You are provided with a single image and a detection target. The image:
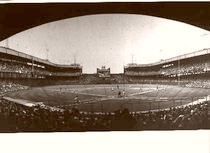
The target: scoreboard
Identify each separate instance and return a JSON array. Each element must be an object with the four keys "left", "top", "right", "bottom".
[{"left": 97, "top": 66, "right": 110, "bottom": 78}]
